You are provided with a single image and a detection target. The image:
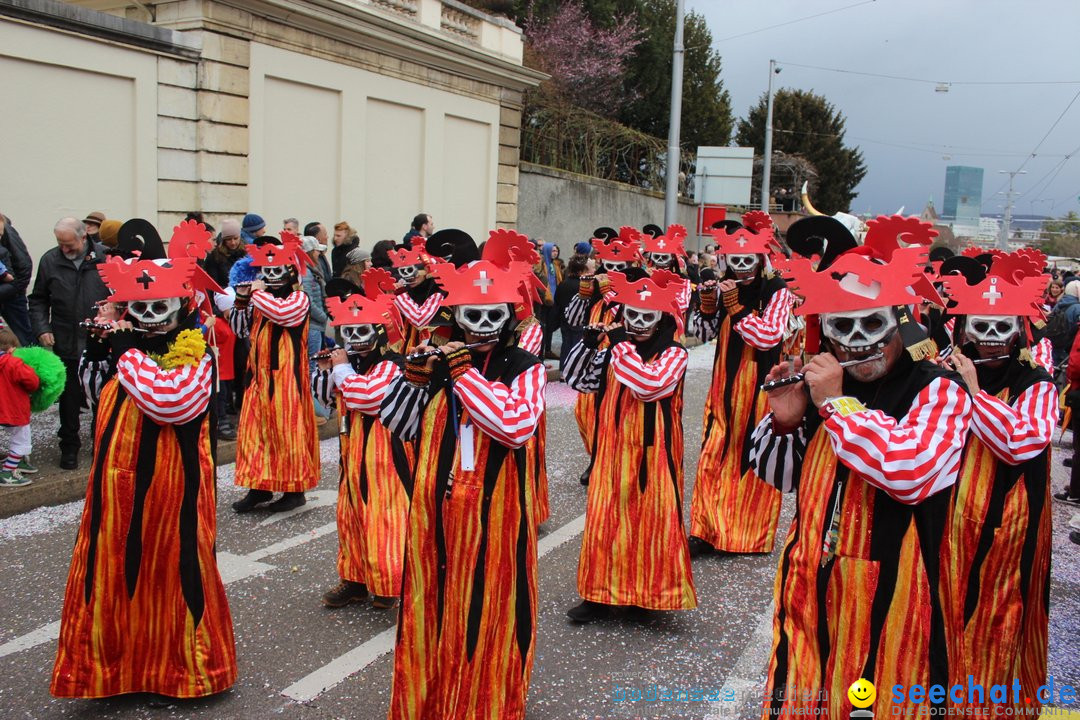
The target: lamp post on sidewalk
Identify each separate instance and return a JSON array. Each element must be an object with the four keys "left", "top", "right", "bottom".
[
  {"left": 663, "top": 0, "right": 685, "bottom": 227},
  {"left": 761, "top": 59, "right": 781, "bottom": 213}
]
